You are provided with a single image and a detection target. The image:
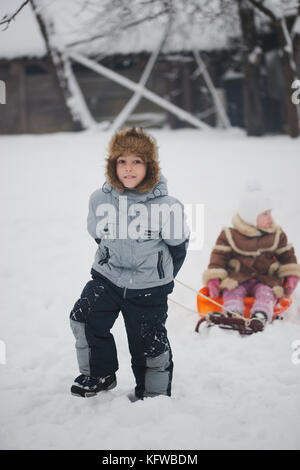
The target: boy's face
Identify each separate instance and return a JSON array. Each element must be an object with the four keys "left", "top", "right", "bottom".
[
  {"left": 257, "top": 210, "right": 272, "bottom": 229},
  {"left": 116, "top": 153, "right": 146, "bottom": 190}
]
